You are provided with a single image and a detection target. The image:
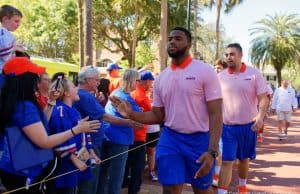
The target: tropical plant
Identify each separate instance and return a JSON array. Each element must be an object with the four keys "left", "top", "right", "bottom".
[
  {"left": 200, "top": 0, "right": 243, "bottom": 60},
  {"left": 77, "top": 0, "right": 84, "bottom": 67},
  {"left": 92, "top": 0, "right": 161, "bottom": 68},
  {"left": 196, "top": 23, "right": 231, "bottom": 64},
  {"left": 249, "top": 13, "right": 300, "bottom": 86},
  {"left": 84, "top": 0, "right": 93, "bottom": 66},
  {"left": 1, "top": 0, "right": 79, "bottom": 63},
  {"left": 159, "top": 0, "right": 168, "bottom": 71}
]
